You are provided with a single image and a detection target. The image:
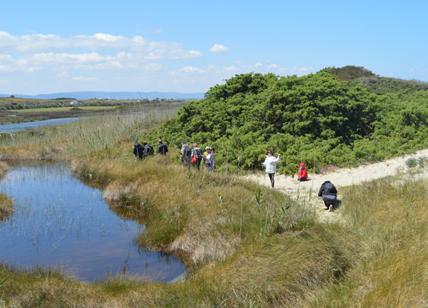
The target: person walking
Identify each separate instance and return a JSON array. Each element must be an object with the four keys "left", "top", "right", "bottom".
[
  {"left": 180, "top": 142, "right": 192, "bottom": 168},
  {"left": 143, "top": 142, "right": 154, "bottom": 157},
  {"left": 204, "top": 146, "right": 215, "bottom": 172},
  {"left": 262, "top": 151, "right": 280, "bottom": 188},
  {"left": 191, "top": 143, "right": 203, "bottom": 170},
  {"left": 133, "top": 141, "right": 144, "bottom": 160},
  {"left": 318, "top": 180, "right": 338, "bottom": 211},
  {"left": 157, "top": 139, "right": 168, "bottom": 156}
]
